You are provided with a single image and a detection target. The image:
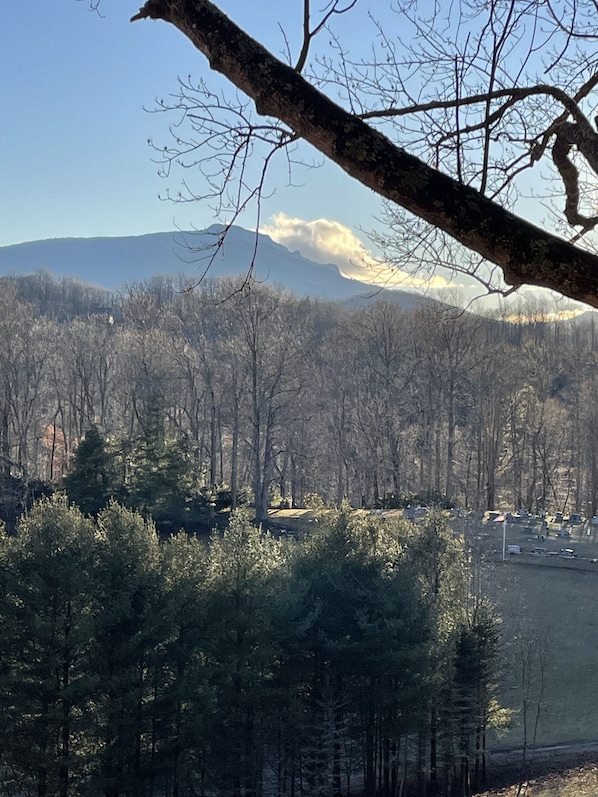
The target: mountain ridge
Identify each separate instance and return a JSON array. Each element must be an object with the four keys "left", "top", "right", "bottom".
[{"left": 0, "top": 225, "right": 426, "bottom": 308}]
